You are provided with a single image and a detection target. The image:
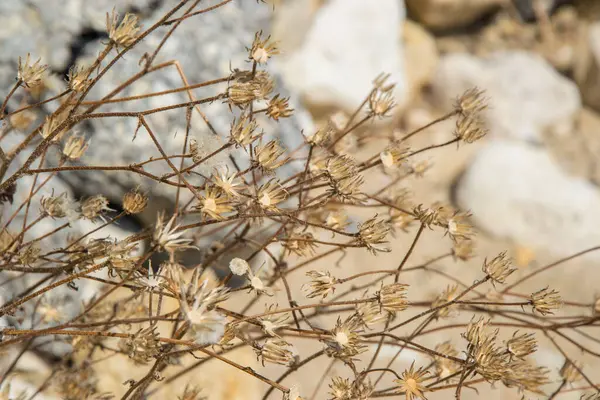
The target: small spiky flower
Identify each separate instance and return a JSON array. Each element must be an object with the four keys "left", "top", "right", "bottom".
[
  {"left": 248, "top": 264, "right": 275, "bottom": 296},
  {"left": 249, "top": 31, "right": 279, "bottom": 64},
  {"left": 258, "top": 305, "right": 290, "bottom": 337},
  {"left": 17, "top": 54, "right": 48, "bottom": 88},
  {"left": 324, "top": 209, "right": 350, "bottom": 232},
  {"left": 229, "top": 258, "right": 250, "bottom": 276},
  {"left": 257, "top": 179, "right": 287, "bottom": 210},
  {"left": 357, "top": 216, "right": 390, "bottom": 254},
  {"left": 560, "top": 360, "right": 583, "bottom": 383},
  {"left": 454, "top": 113, "right": 488, "bottom": 143},
  {"left": 303, "top": 270, "right": 337, "bottom": 299},
  {"left": 197, "top": 186, "right": 233, "bottom": 220},
  {"left": 81, "top": 195, "right": 112, "bottom": 221},
  {"left": 307, "top": 123, "right": 334, "bottom": 147},
  {"left": 355, "top": 300, "right": 388, "bottom": 328},
  {"left": 413, "top": 204, "right": 444, "bottom": 228},
  {"left": 446, "top": 211, "right": 475, "bottom": 241},
  {"left": 213, "top": 167, "right": 242, "bottom": 198},
  {"left": 119, "top": 327, "right": 161, "bottom": 365},
  {"left": 329, "top": 376, "right": 352, "bottom": 400},
  {"left": 377, "top": 283, "right": 409, "bottom": 314},
  {"left": 325, "top": 317, "right": 366, "bottom": 360},
  {"left": 40, "top": 192, "right": 71, "bottom": 219},
  {"left": 433, "top": 342, "right": 461, "bottom": 378},
  {"left": 531, "top": 287, "right": 562, "bottom": 315},
  {"left": 473, "top": 333, "right": 508, "bottom": 381},
  {"left": 463, "top": 316, "right": 491, "bottom": 347},
  {"left": 505, "top": 331, "right": 537, "bottom": 359},
  {"left": 452, "top": 239, "right": 475, "bottom": 261},
  {"left": 482, "top": 251, "right": 515, "bottom": 285},
  {"left": 283, "top": 232, "right": 318, "bottom": 257},
  {"left": 432, "top": 285, "right": 459, "bottom": 319},
  {"left": 394, "top": 362, "right": 429, "bottom": 400},
  {"left": 454, "top": 87, "right": 487, "bottom": 117},
  {"left": 368, "top": 89, "right": 396, "bottom": 118},
  {"left": 267, "top": 95, "right": 293, "bottom": 120},
  {"left": 255, "top": 140, "right": 288, "bottom": 171},
  {"left": 228, "top": 70, "right": 274, "bottom": 106},
  {"left": 136, "top": 262, "right": 164, "bottom": 291},
  {"left": 502, "top": 359, "right": 549, "bottom": 394},
  {"left": 380, "top": 143, "right": 410, "bottom": 168},
  {"left": 153, "top": 213, "right": 197, "bottom": 253},
  {"left": 40, "top": 111, "right": 70, "bottom": 143},
  {"left": 256, "top": 339, "right": 296, "bottom": 366},
  {"left": 180, "top": 278, "right": 229, "bottom": 345},
  {"left": 230, "top": 116, "right": 260, "bottom": 147},
  {"left": 106, "top": 9, "right": 141, "bottom": 48},
  {"left": 62, "top": 134, "right": 89, "bottom": 160},
  {"left": 122, "top": 187, "right": 148, "bottom": 214},
  {"left": 66, "top": 65, "right": 91, "bottom": 92}
]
